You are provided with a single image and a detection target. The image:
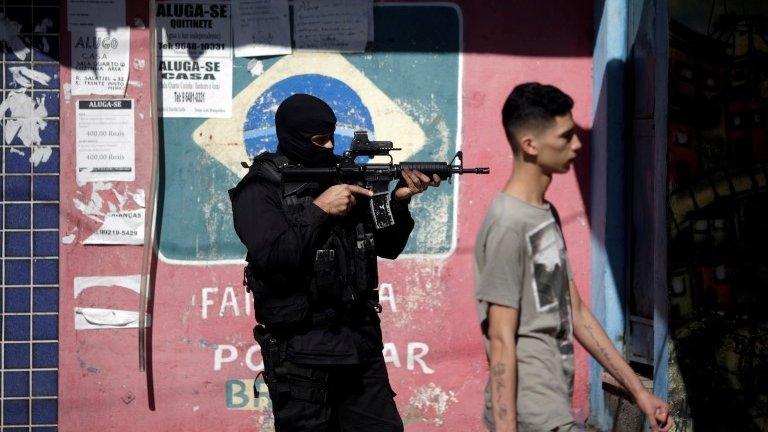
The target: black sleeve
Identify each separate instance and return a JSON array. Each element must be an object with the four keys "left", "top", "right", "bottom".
[
  {"left": 231, "top": 180, "right": 329, "bottom": 273},
  {"left": 373, "top": 194, "right": 415, "bottom": 259}
]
